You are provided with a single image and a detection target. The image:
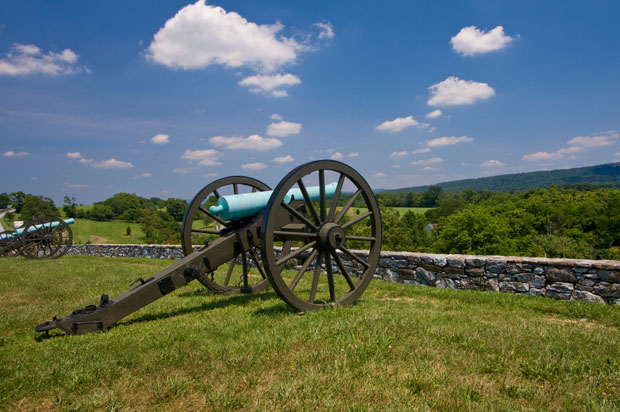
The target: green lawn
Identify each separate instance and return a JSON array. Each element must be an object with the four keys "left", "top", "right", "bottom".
[
  {"left": 1, "top": 255, "right": 619, "bottom": 411},
  {"left": 70, "top": 219, "right": 145, "bottom": 244},
  {"left": 348, "top": 206, "right": 432, "bottom": 216}
]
